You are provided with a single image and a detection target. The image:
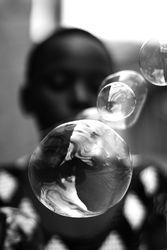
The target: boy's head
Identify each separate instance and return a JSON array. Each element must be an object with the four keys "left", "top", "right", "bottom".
[{"left": 20, "top": 28, "right": 113, "bottom": 134}]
